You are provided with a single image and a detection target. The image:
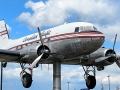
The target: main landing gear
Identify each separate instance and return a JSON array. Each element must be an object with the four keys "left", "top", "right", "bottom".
[
  {"left": 82, "top": 66, "right": 96, "bottom": 89},
  {"left": 19, "top": 61, "right": 62, "bottom": 90},
  {"left": 20, "top": 63, "right": 32, "bottom": 88}
]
